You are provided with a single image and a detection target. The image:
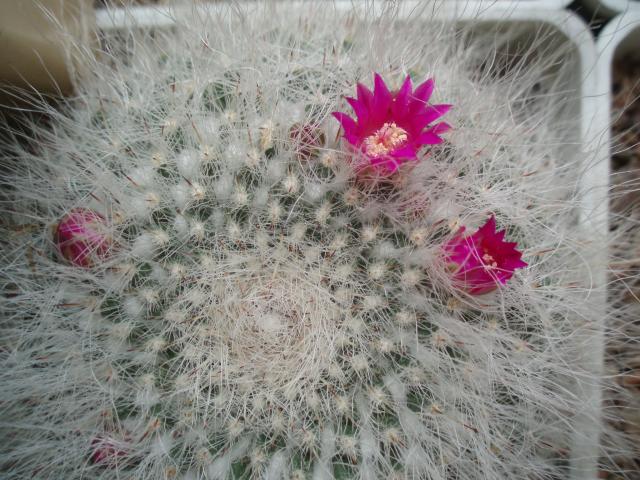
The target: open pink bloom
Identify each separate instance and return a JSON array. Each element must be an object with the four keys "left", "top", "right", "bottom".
[
  {"left": 444, "top": 216, "right": 527, "bottom": 295},
  {"left": 54, "top": 209, "right": 111, "bottom": 267},
  {"left": 332, "top": 73, "right": 451, "bottom": 175}
]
